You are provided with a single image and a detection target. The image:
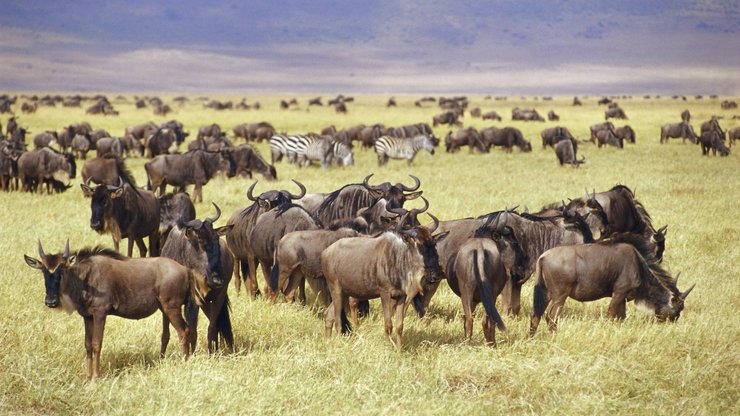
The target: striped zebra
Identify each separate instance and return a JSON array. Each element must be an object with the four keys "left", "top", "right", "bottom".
[
  {"left": 269, "top": 134, "right": 292, "bottom": 164},
  {"left": 289, "top": 134, "right": 334, "bottom": 168},
  {"left": 332, "top": 140, "right": 354, "bottom": 166},
  {"left": 374, "top": 134, "right": 435, "bottom": 166}
]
